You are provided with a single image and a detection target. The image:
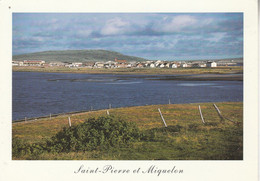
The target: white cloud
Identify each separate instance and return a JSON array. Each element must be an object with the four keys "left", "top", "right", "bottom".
[
  {"left": 77, "top": 29, "right": 93, "bottom": 38},
  {"left": 160, "top": 15, "right": 197, "bottom": 32},
  {"left": 206, "top": 32, "right": 226, "bottom": 42},
  {"left": 100, "top": 18, "right": 130, "bottom": 36}
]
